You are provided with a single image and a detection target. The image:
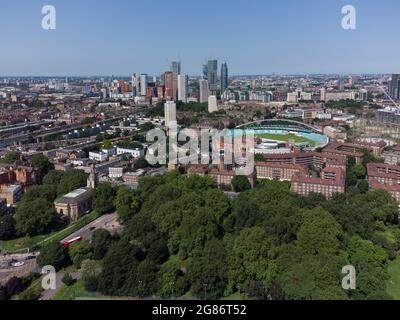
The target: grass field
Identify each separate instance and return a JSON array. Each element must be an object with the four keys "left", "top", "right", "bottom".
[
  {"left": 0, "top": 211, "right": 99, "bottom": 253},
  {"left": 53, "top": 280, "right": 103, "bottom": 300},
  {"left": 255, "top": 133, "right": 315, "bottom": 146},
  {"left": 386, "top": 257, "right": 400, "bottom": 300}
]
